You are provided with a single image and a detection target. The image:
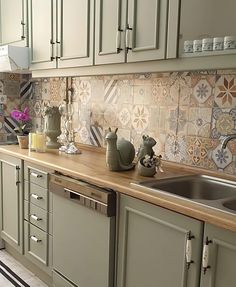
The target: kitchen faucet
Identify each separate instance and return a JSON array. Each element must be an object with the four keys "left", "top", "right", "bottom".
[{"left": 221, "top": 134, "right": 236, "bottom": 149}]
